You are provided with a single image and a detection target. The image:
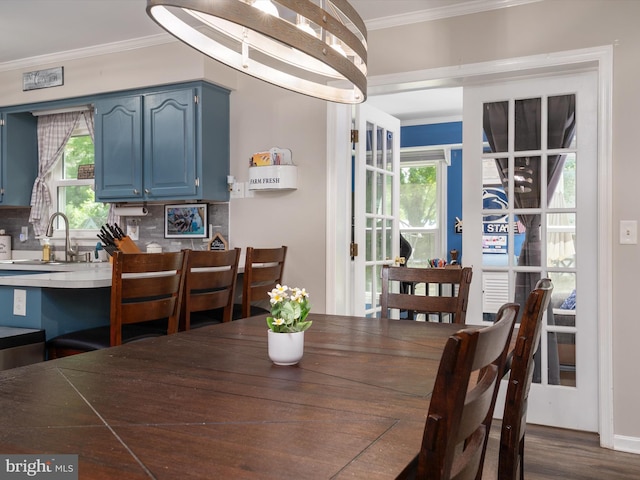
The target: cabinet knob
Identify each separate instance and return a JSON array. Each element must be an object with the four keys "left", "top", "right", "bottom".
[
  {"left": 133, "top": 189, "right": 139, "bottom": 195},
  {"left": 144, "top": 188, "right": 151, "bottom": 195}
]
